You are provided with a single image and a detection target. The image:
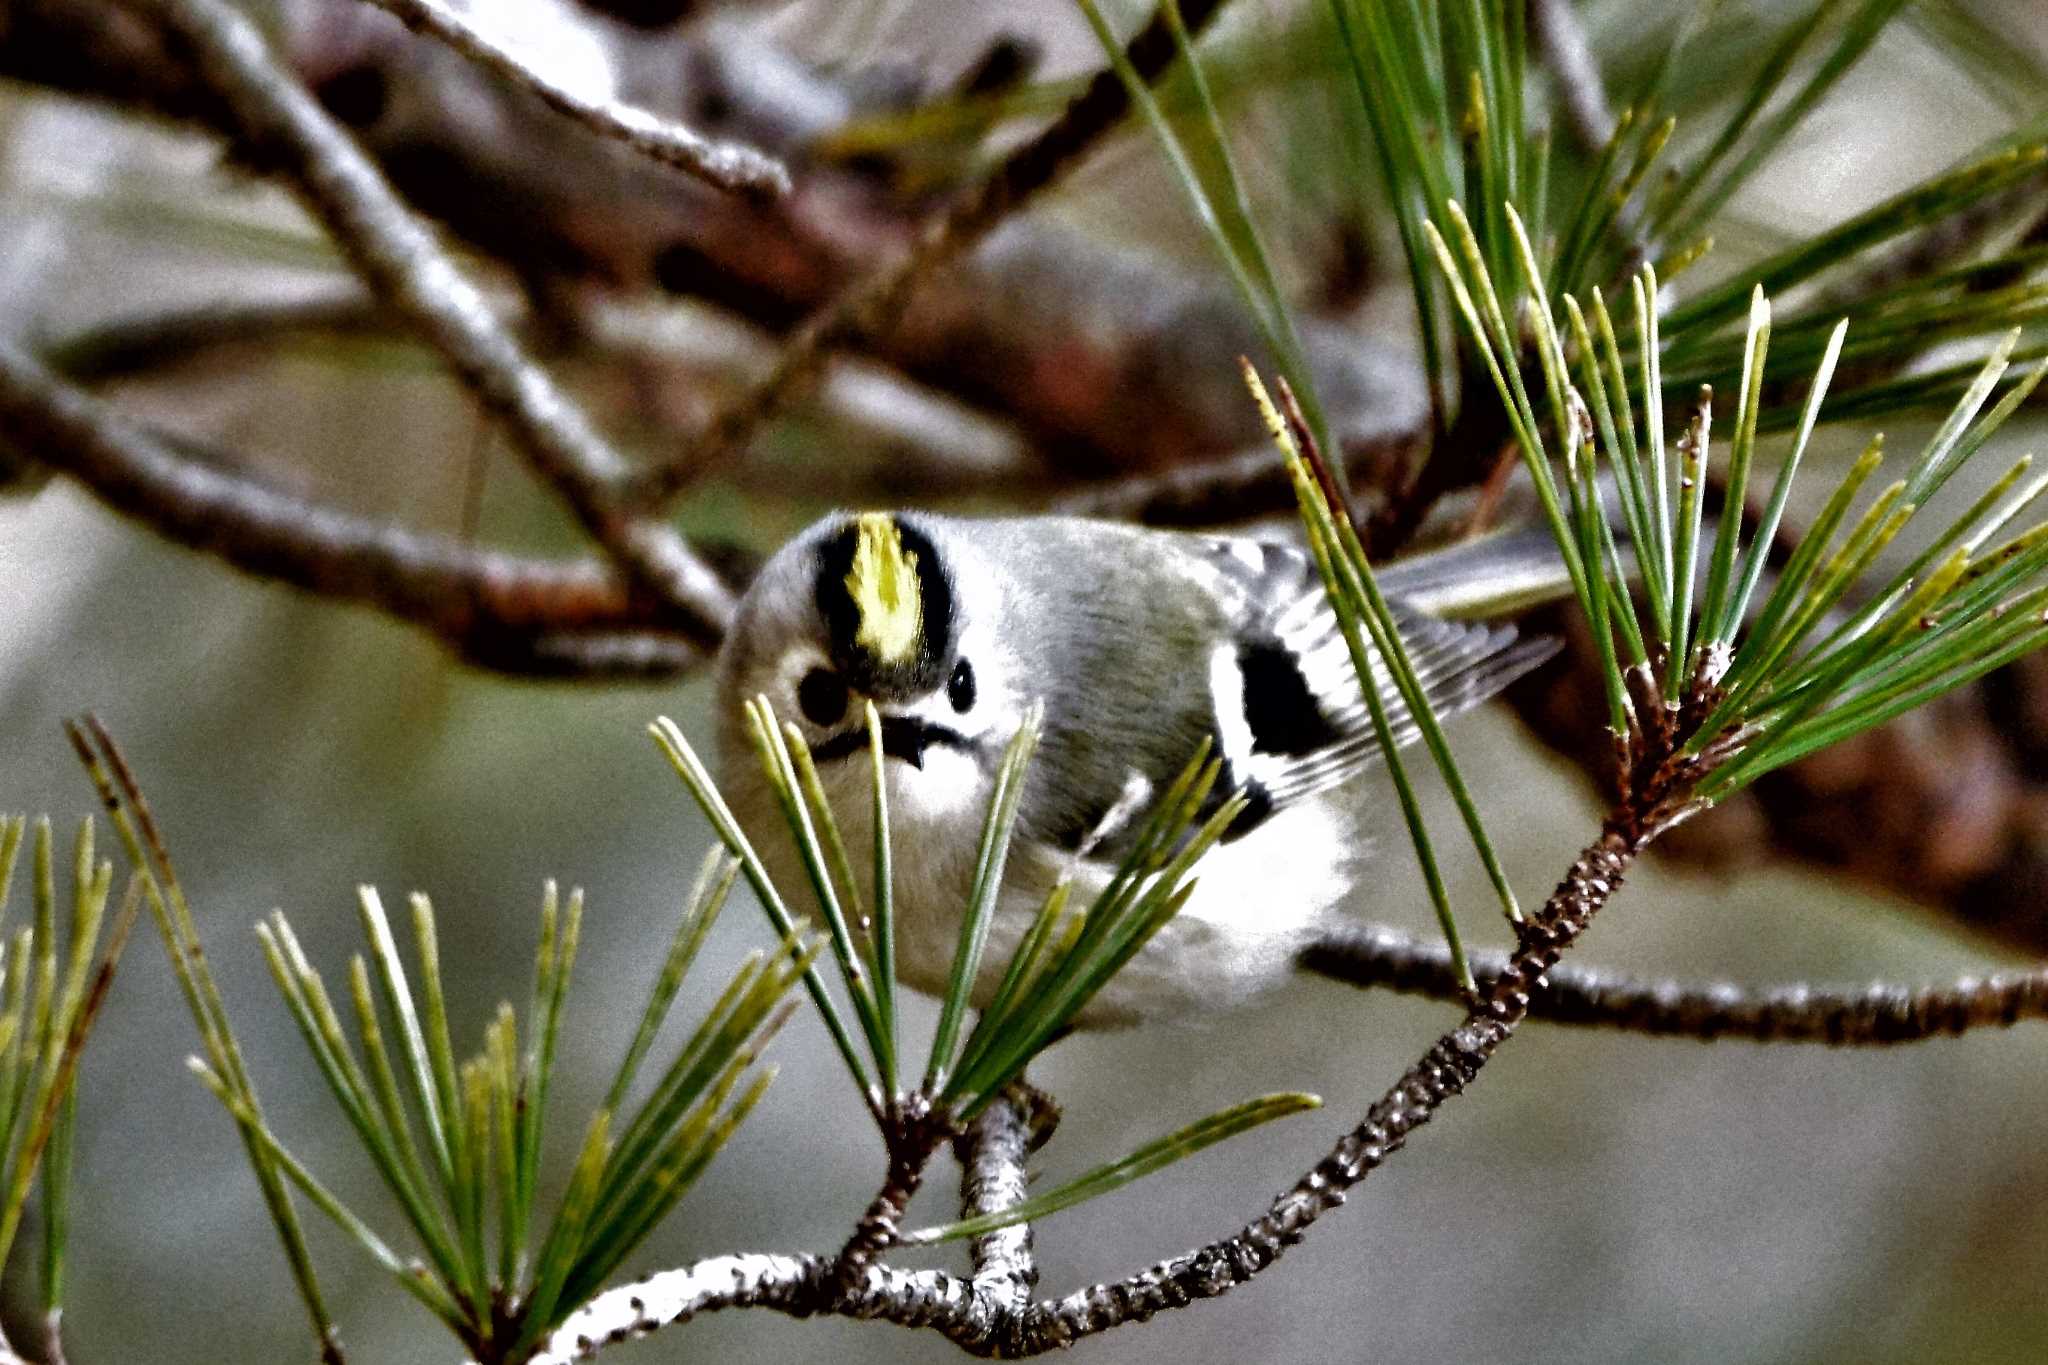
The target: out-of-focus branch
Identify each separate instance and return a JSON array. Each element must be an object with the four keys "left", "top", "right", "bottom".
[
  {"left": 0, "top": 3, "right": 1425, "bottom": 496},
  {"left": 353, "top": 0, "right": 790, "bottom": 200},
  {"left": 0, "top": 340, "right": 706, "bottom": 678},
  {"left": 1055, "top": 442, "right": 1305, "bottom": 524},
  {"left": 0, "top": 0, "right": 222, "bottom": 128},
  {"left": 628, "top": 0, "right": 1243, "bottom": 505},
  {"left": 47, "top": 293, "right": 1044, "bottom": 499},
  {"left": 1530, "top": 0, "right": 1615, "bottom": 150},
  {"left": 1303, "top": 922, "right": 2048, "bottom": 1044},
  {"left": 118, "top": 0, "right": 737, "bottom": 648}
]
